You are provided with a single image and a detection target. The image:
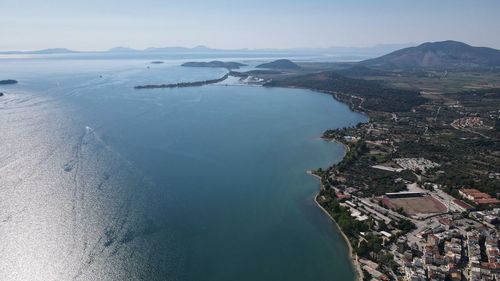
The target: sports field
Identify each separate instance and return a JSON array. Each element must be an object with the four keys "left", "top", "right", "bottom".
[{"left": 384, "top": 195, "right": 447, "bottom": 215}]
